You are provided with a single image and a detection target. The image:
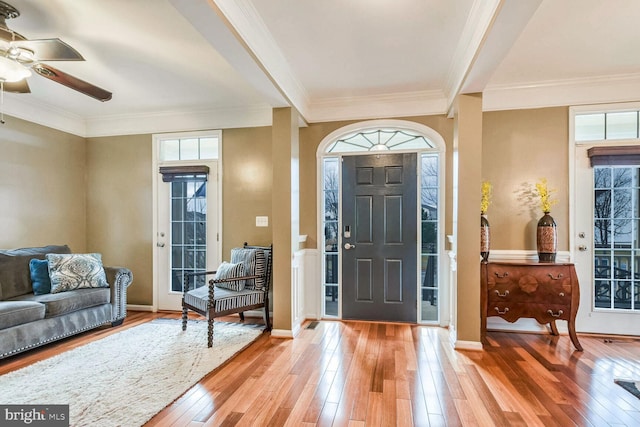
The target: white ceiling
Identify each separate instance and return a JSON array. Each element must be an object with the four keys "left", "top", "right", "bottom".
[{"left": 2, "top": 0, "right": 640, "bottom": 137}]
